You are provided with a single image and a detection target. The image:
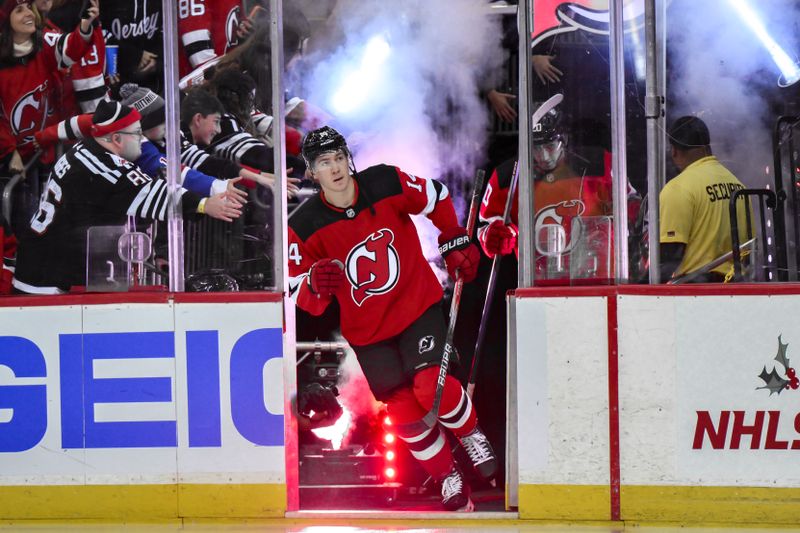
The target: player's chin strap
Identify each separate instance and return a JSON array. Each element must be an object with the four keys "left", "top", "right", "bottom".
[{"left": 396, "top": 168, "right": 486, "bottom": 435}]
